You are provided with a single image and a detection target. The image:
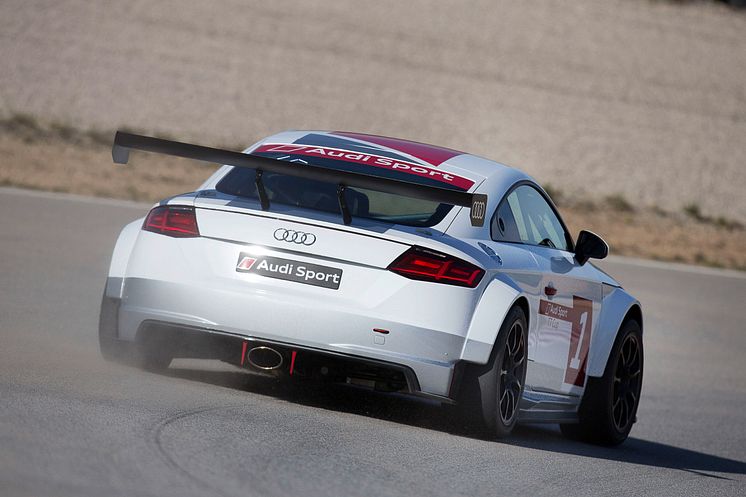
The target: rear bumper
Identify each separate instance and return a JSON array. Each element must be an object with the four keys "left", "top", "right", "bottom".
[
  {"left": 104, "top": 276, "right": 468, "bottom": 399},
  {"left": 135, "top": 320, "right": 441, "bottom": 400}
]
